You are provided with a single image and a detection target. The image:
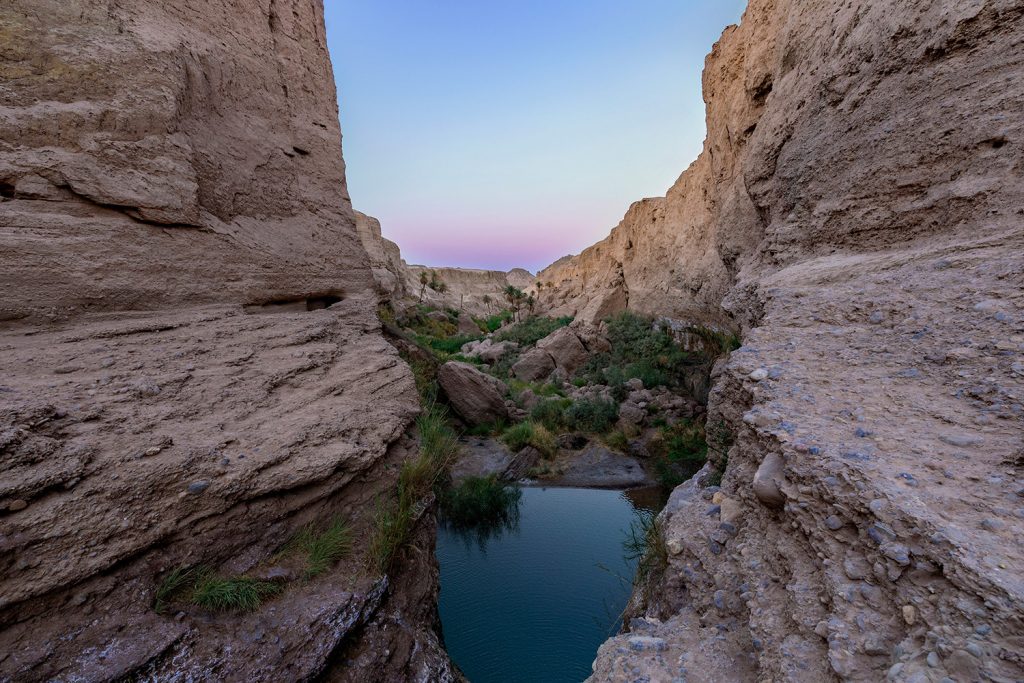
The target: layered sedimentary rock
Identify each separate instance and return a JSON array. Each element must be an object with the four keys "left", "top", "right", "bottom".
[
  {"left": 355, "top": 212, "right": 534, "bottom": 315},
  {"left": 0, "top": 1, "right": 453, "bottom": 680},
  {"left": 568, "top": 0, "right": 1024, "bottom": 681}
]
